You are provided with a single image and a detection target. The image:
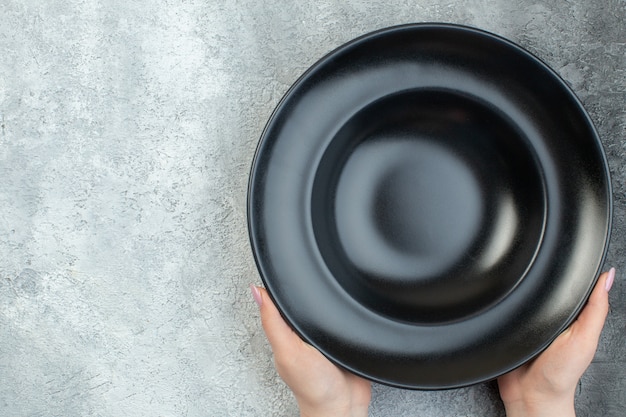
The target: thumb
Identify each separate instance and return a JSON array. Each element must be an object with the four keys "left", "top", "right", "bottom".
[
  {"left": 251, "top": 285, "right": 302, "bottom": 357},
  {"left": 569, "top": 268, "right": 613, "bottom": 348}
]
